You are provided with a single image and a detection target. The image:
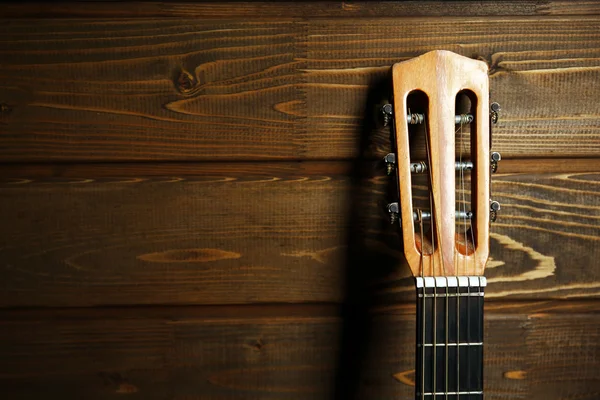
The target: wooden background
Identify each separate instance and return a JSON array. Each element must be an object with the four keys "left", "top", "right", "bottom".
[{"left": 1, "top": 1, "right": 599, "bottom": 399}]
